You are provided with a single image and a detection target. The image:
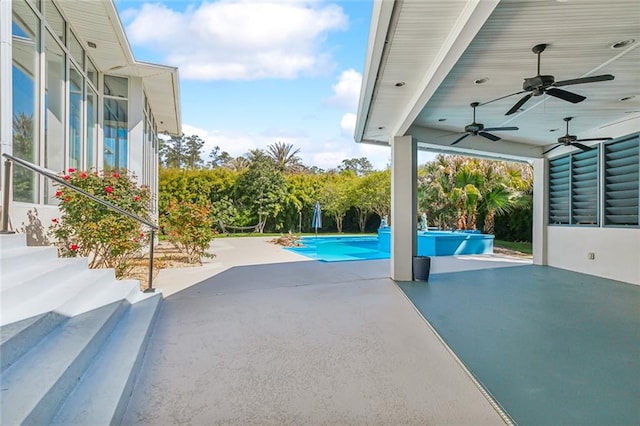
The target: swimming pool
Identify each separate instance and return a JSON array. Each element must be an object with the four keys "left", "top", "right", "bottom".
[
  {"left": 286, "top": 236, "right": 389, "bottom": 262},
  {"left": 287, "top": 230, "right": 494, "bottom": 262}
]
